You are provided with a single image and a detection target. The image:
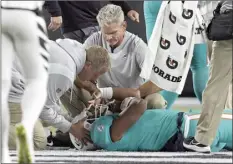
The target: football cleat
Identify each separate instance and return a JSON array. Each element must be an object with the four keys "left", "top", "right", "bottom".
[{"left": 16, "top": 124, "right": 33, "bottom": 164}]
